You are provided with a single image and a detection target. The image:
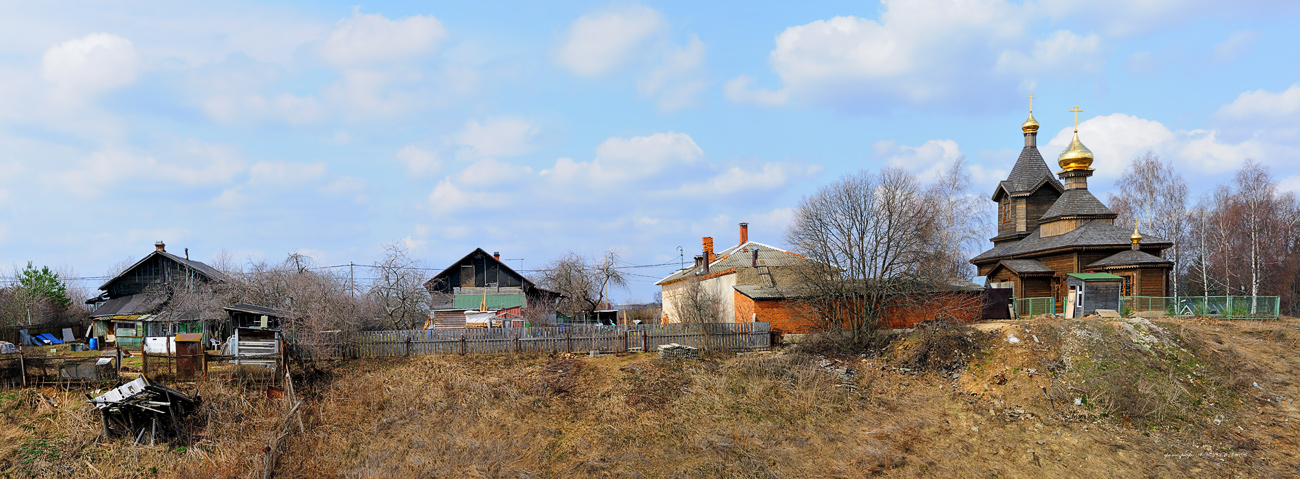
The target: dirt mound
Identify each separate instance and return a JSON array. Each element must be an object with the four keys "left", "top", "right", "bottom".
[
  {"left": 532, "top": 355, "right": 586, "bottom": 396},
  {"left": 619, "top": 359, "right": 690, "bottom": 407},
  {"left": 889, "top": 320, "right": 989, "bottom": 375}
]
